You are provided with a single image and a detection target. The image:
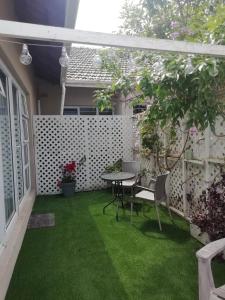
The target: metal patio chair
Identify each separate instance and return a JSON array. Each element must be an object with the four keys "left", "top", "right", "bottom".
[
  {"left": 111, "top": 160, "right": 140, "bottom": 197},
  {"left": 121, "top": 160, "right": 141, "bottom": 196},
  {"left": 196, "top": 238, "right": 225, "bottom": 300},
  {"left": 130, "top": 171, "right": 172, "bottom": 231}
]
